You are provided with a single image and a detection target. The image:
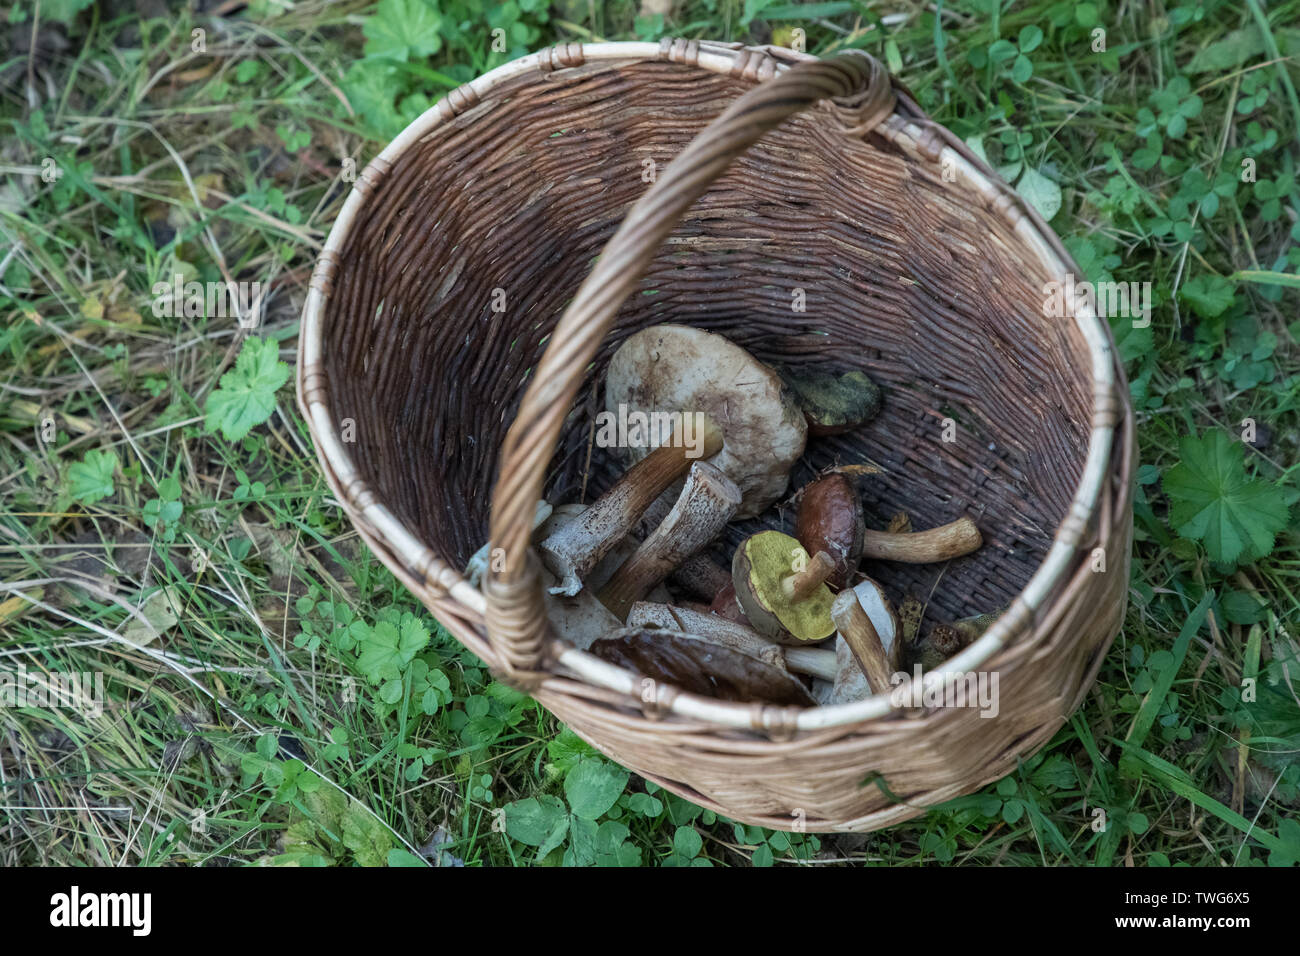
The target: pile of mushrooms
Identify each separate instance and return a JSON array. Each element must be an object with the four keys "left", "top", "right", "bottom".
[{"left": 469, "top": 324, "right": 999, "bottom": 707}]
